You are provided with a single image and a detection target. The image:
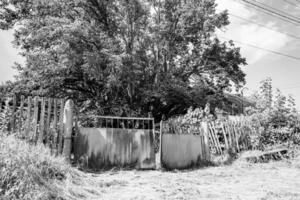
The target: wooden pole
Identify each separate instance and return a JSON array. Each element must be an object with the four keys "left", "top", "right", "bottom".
[
  {"left": 0, "top": 97, "right": 2, "bottom": 113},
  {"left": 45, "top": 98, "right": 52, "bottom": 146},
  {"left": 211, "top": 123, "right": 222, "bottom": 154},
  {"left": 11, "top": 95, "right": 17, "bottom": 132},
  {"left": 62, "top": 99, "right": 74, "bottom": 161},
  {"left": 201, "top": 122, "right": 211, "bottom": 161},
  {"left": 38, "top": 97, "right": 46, "bottom": 143},
  {"left": 221, "top": 123, "right": 229, "bottom": 151},
  {"left": 53, "top": 99, "right": 58, "bottom": 153},
  {"left": 32, "top": 97, "right": 39, "bottom": 142},
  {"left": 19, "top": 95, "right": 25, "bottom": 134},
  {"left": 157, "top": 120, "right": 163, "bottom": 169},
  {"left": 25, "top": 96, "right": 32, "bottom": 138},
  {"left": 233, "top": 124, "right": 240, "bottom": 152},
  {"left": 208, "top": 123, "right": 220, "bottom": 154},
  {"left": 58, "top": 99, "right": 65, "bottom": 154}
]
